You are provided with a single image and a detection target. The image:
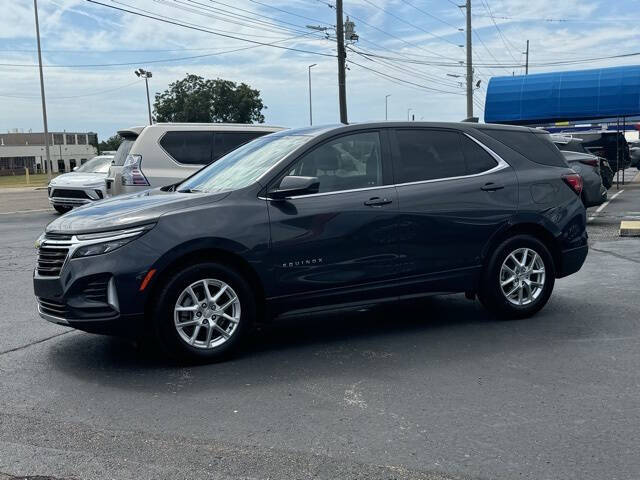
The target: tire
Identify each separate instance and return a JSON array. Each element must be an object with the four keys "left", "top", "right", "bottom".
[
  {"left": 54, "top": 205, "right": 72, "bottom": 214},
  {"left": 601, "top": 169, "right": 613, "bottom": 190},
  {"left": 152, "top": 262, "right": 255, "bottom": 362},
  {"left": 478, "top": 235, "right": 555, "bottom": 319}
]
